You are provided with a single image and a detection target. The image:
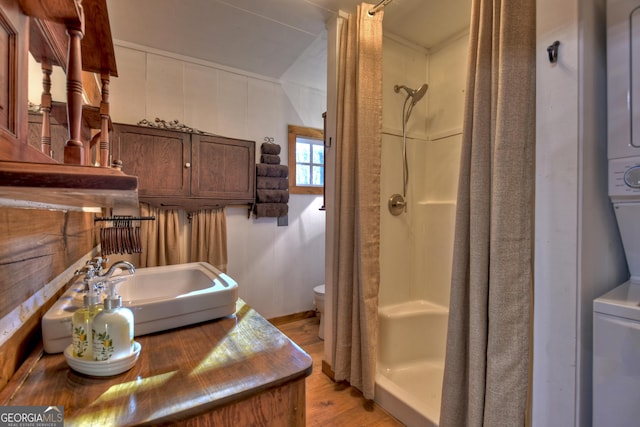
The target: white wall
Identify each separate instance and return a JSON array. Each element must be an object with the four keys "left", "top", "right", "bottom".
[
  {"left": 103, "top": 41, "right": 327, "bottom": 319},
  {"left": 534, "top": 0, "right": 628, "bottom": 425}
]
